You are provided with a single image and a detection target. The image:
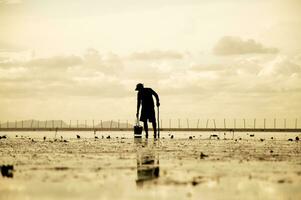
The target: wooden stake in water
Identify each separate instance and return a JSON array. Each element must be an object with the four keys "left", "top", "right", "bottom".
[
  {"left": 224, "top": 119, "right": 226, "bottom": 129},
  {"left": 206, "top": 119, "right": 209, "bottom": 129},
  {"left": 254, "top": 118, "right": 256, "bottom": 129},
  {"left": 197, "top": 119, "right": 200, "bottom": 129},
  {"left": 213, "top": 119, "right": 216, "bottom": 129},
  {"left": 45, "top": 120, "right": 47, "bottom": 128},
  {"left": 186, "top": 119, "right": 189, "bottom": 129},
  {"left": 295, "top": 118, "right": 298, "bottom": 129},
  {"left": 243, "top": 119, "right": 246, "bottom": 129},
  {"left": 274, "top": 118, "right": 276, "bottom": 129}
]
